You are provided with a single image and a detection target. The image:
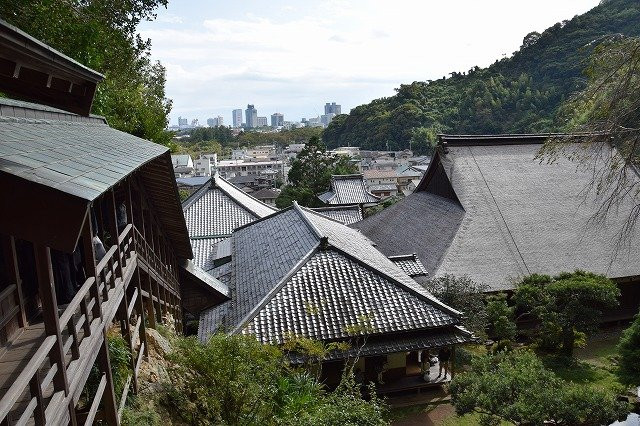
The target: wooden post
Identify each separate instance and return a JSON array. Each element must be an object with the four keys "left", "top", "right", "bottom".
[
  {"left": 142, "top": 272, "right": 156, "bottom": 329},
  {"left": 33, "top": 244, "right": 74, "bottom": 421},
  {"left": 97, "top": 333, "right": 119, "bottom": 426},
  {"left": 450, "top": 346, "right": 456, "bottom": 379},
  {"left": 135, "top": 269, "right": 149, "bottom": 358},
  {"left": 2, "top": 235, "right": 27, "bottom": 327},
  {"left": 107, "top": 190, "right": 124, "bottom": 280},
  {"left": 118, "top": 288, "right": 137, "bottom": 394}
]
